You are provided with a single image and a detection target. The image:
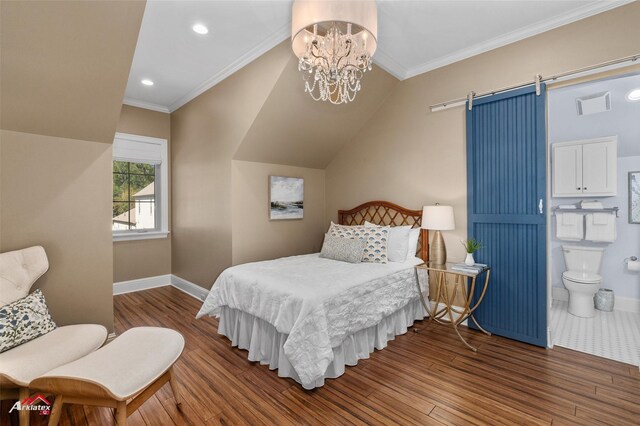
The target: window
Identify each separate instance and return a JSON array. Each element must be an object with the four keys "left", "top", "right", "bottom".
[{"left": 112, "top": 133, "right": 168, "bottom": 241}]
